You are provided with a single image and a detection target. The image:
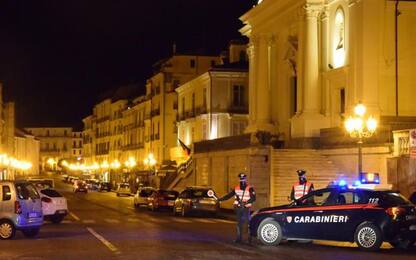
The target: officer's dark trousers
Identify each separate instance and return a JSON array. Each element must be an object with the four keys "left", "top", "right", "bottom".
[{"left": 235, "top": 207, "right": 251, "bottom": 242}]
